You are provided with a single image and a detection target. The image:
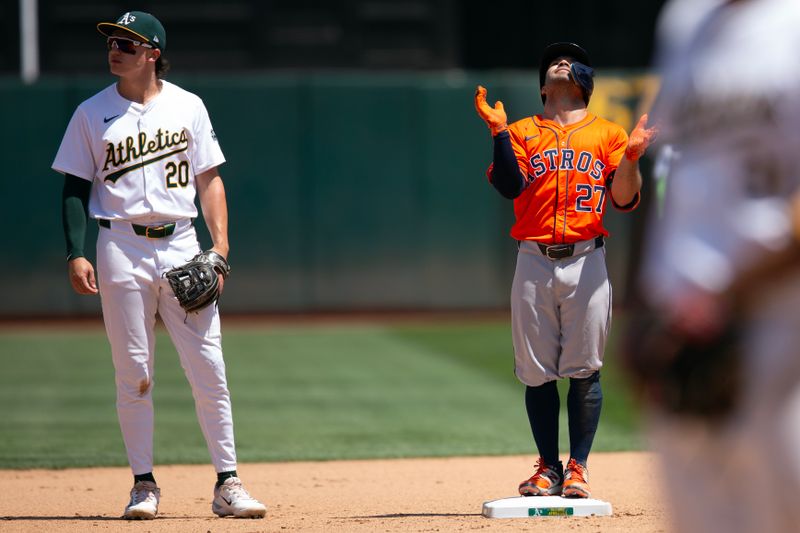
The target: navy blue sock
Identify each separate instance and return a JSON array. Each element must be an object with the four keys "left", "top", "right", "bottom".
[
  {"left": 524, "top": 381, "right": 560, "bottom": 467},
  {"left": 216, "top": 470, "right": 238, "bottom": 487},
  {"left": 134, "top": 472, "right": 156, "bottom": 484},
  {"left": 567, "top": 371, "right": 603, "bottom": 465}
]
